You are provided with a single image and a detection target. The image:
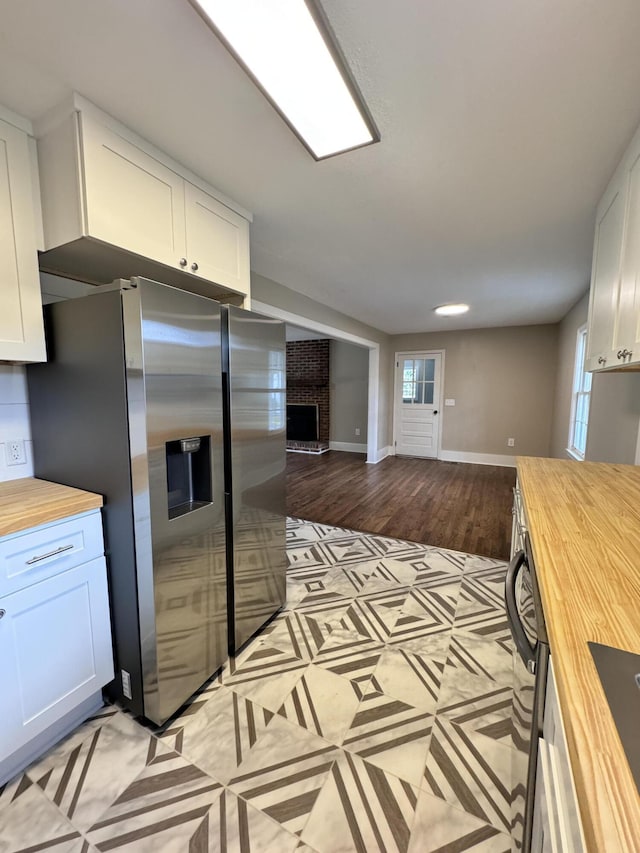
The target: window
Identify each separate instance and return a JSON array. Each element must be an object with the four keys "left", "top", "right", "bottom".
[
  {"left": 568, "top": 325, "right": 591, "bottom": 459},
  {"left": 401, "top": 357, "right": 435, "bottom": 405}
]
